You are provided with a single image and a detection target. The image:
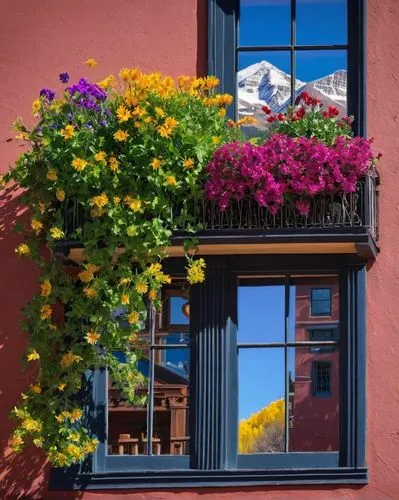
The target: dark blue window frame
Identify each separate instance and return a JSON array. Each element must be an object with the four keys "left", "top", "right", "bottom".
[
  {"left": 50, "top": 254, "right": 368, "bottom": 489},
  {"left": 308, "top": 323, "right": 339, "bottom": 353},
  {"left": 311, "top": 287, "right": 332, "bottom": 317}
]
